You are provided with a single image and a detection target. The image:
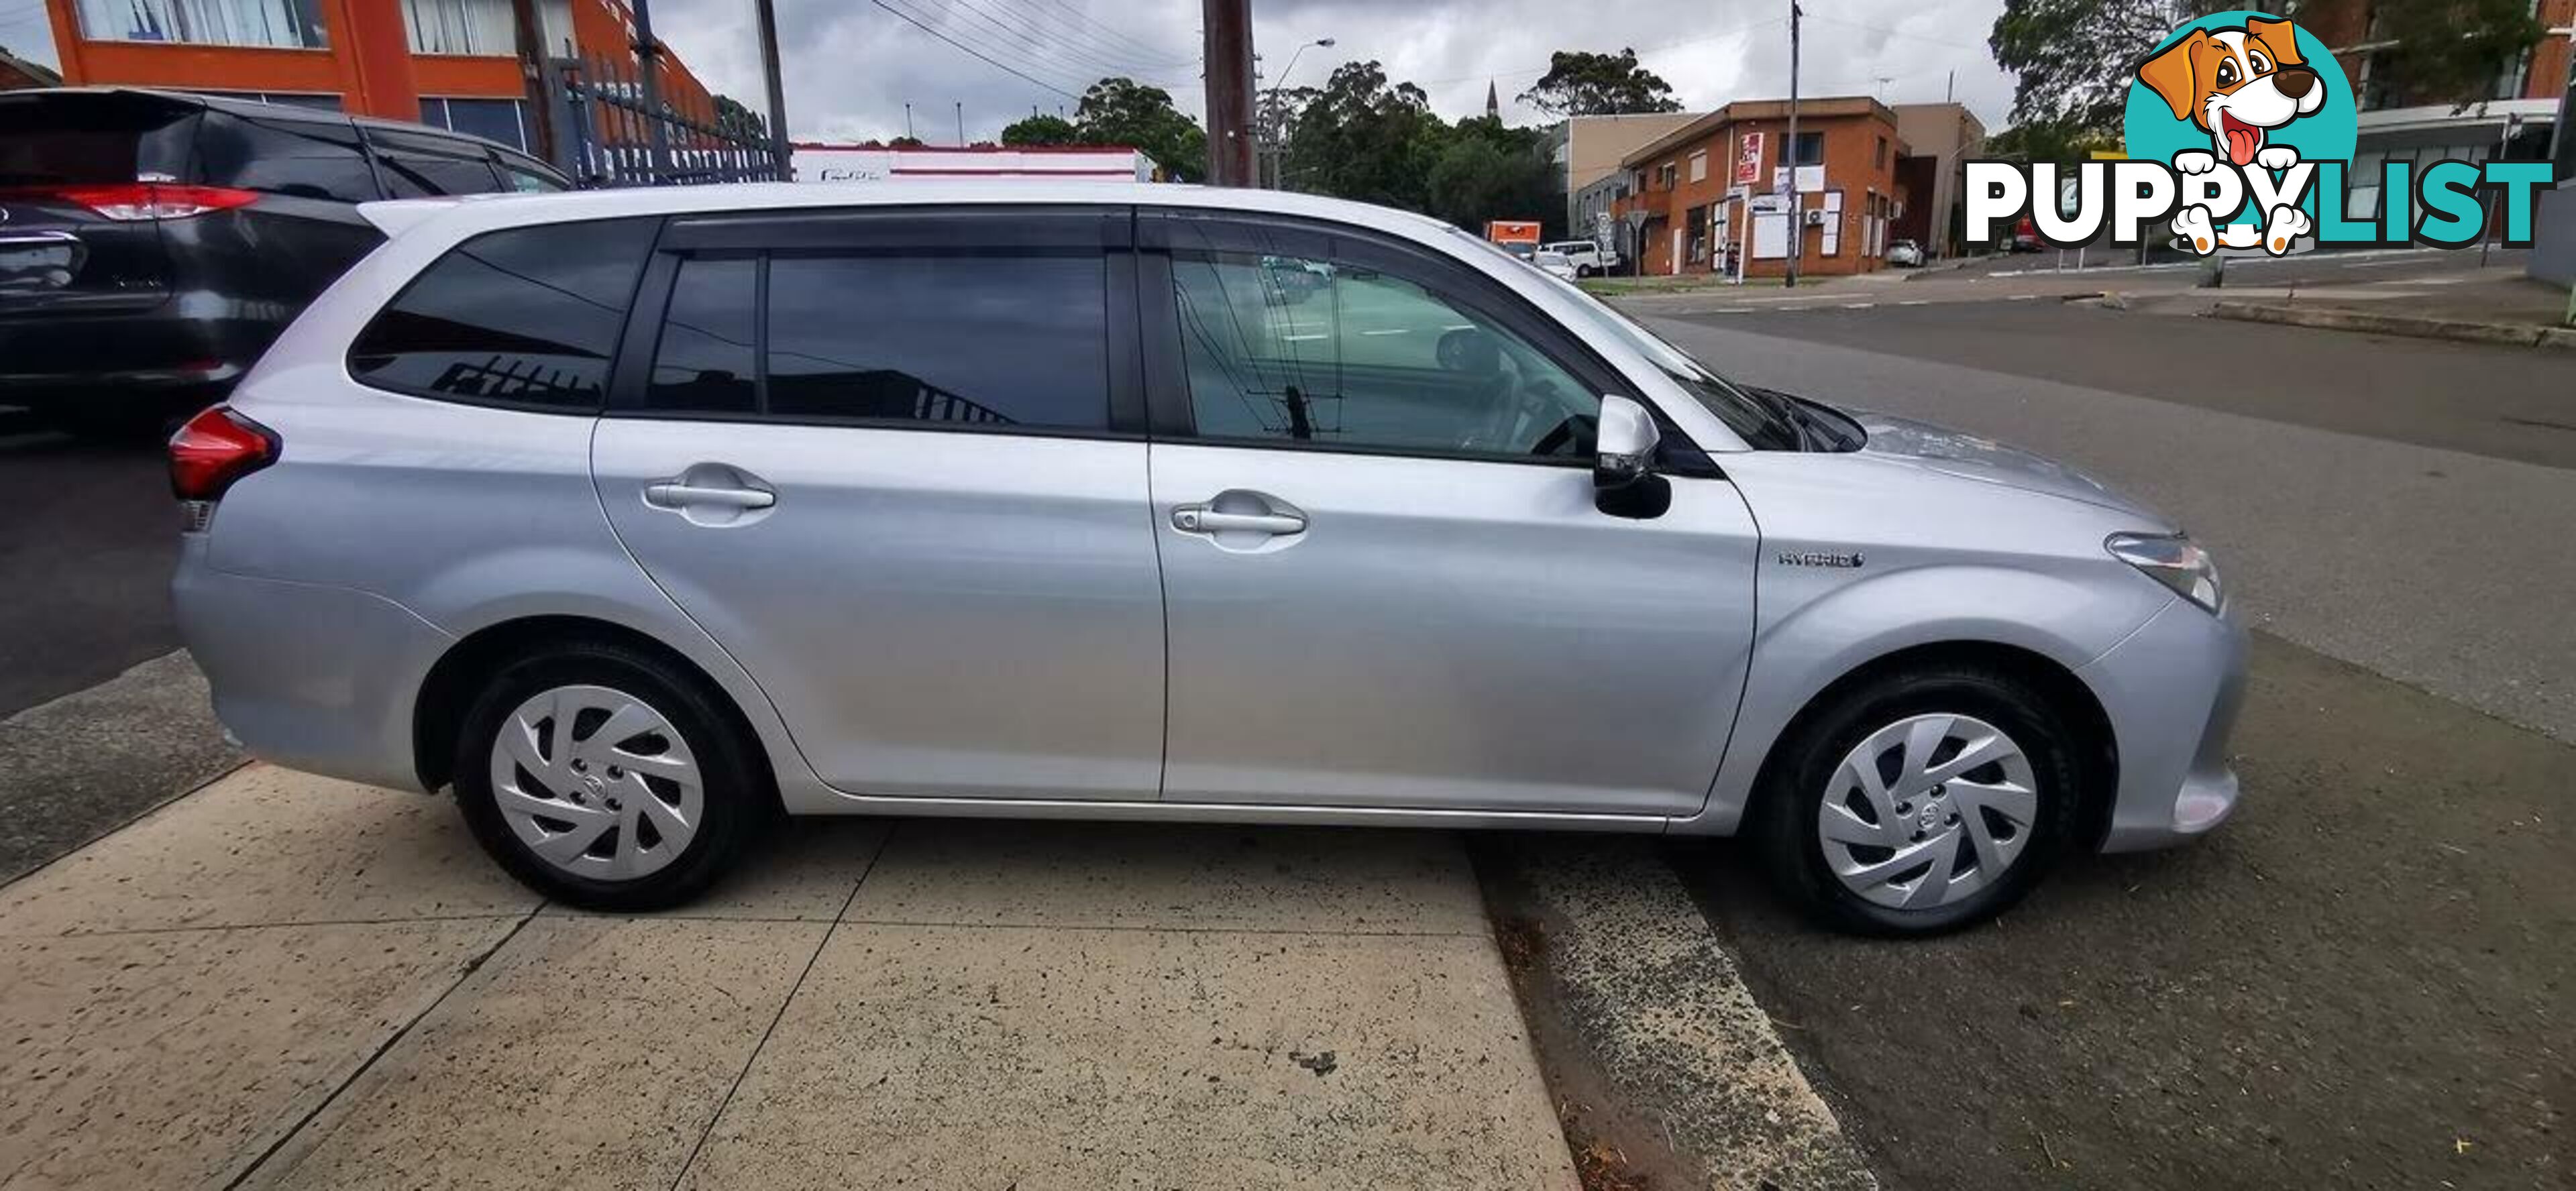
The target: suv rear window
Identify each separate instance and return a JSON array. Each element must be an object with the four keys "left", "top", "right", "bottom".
[
  {"left": 368, "top": 129, "right": 504, "bottom": 197},
  {"left": 194, "top": 111, "right": 379, "bottom": 203},
  {"left": 0, "top": 94, "right": 197, "bottom": 186},
  {"left": 348, "top": 218, "right": 658, "bottom": 410}
]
